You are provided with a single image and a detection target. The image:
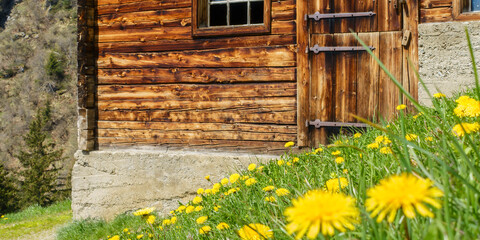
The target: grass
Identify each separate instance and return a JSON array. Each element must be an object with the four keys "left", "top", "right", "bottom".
[{"left": 0, "top": 200, "right": 72, "bottom": 239}]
